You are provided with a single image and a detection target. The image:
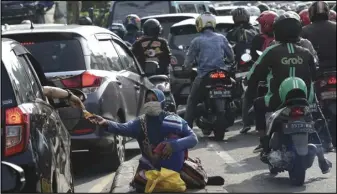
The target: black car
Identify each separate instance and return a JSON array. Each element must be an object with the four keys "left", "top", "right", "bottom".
[
  {"left": 1, "top": 1, "right": 42, "bottom": 24},
  {"left": 1, "top": 38, "right": 75, "bottom": 192},
  {"left": 2, "top": 24, "right": 165, "bottom": 171}
]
